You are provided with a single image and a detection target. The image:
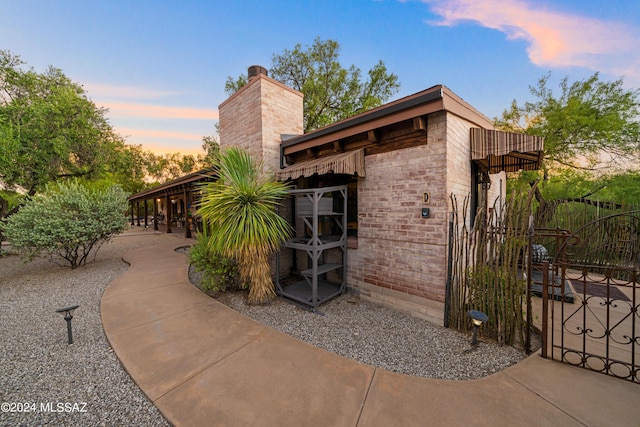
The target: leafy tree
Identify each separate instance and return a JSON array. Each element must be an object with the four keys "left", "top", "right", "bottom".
[
  {"left": 198, "top": 135, "right": 220, "bottom": 168},
  {"left": 496, "top": 73, "right": 640, "bottom": 223},
  {"left": 0, "top": 190, "right": 24, "bottom": 210},
  {"left": 100, "top": 142, "right": 152, "bottom": 195},
  {"left": 496, "top": 73, "right": 640, "bottom": 175},
  {"left": 224, "top": 74, "right": 248, "bottom": 97},
  {"left": 197, "top": 147, "right": 291, "bottom": 304},
  {"left": 144, "top": 152, "right": 203, "bottom": 183},
  {"left": 226, "top": 37, "right": 400, "bottom": 132},
  {"left": 0, "top": 50, "right": 124, "bottom": 197},
  {"left": 2, "top": 181, "right": 129, "bottom": 269},
  {"left": 598, "top": 172, "right": 640, "bottom": 207}
]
